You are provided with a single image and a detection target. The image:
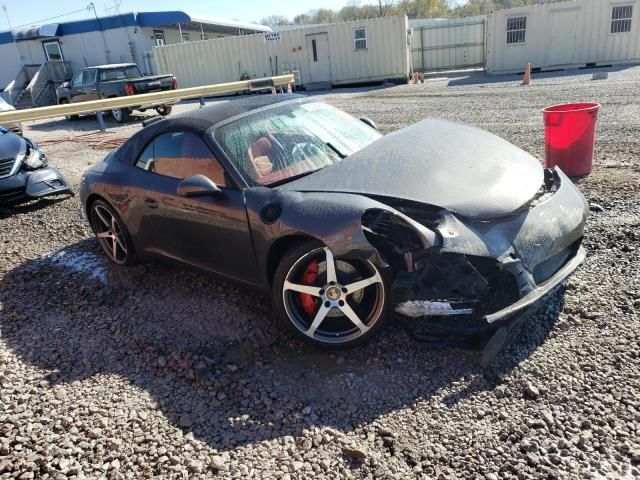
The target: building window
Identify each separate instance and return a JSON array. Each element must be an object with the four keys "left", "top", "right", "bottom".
[
  {"left": 506, "top": 16, "right": 527, "bottom": 44},
  {"left": 182, "top": 32, "right": 190, "bottom": 43},
  {"left": 353, "top": 27, "right": 367, "bottom": 50},
  {"left": 611, "top": 5, "right": 633, "bottom": 33},
  {"left": 154, "top": 30, "right": 165, "bottom": 46}
]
